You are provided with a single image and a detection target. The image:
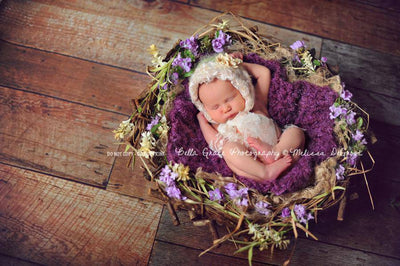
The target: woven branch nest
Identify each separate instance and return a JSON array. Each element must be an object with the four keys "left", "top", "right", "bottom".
[{"left": 114, "top": 13, "right": 375, "bottom": 262}]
